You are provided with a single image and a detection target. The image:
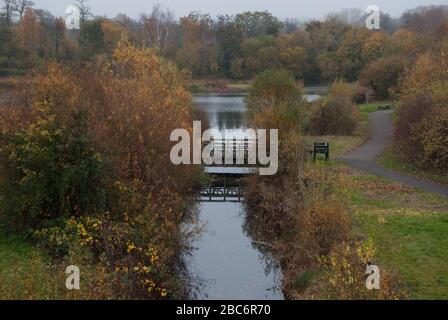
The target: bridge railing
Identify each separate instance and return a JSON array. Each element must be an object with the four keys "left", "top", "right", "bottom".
[
  {"left": 200, "top": 176, "right": 245, "bottom": 202},
  {"left": 201, "top": 139, "right": 268, "bottom": 167}
]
